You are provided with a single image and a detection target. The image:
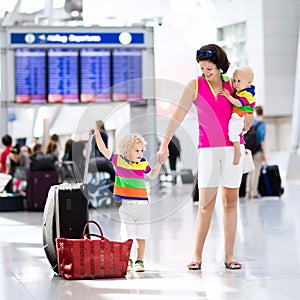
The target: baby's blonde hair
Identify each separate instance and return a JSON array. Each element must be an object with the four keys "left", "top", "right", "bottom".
[
  {"left": 119, "top": 133, "right": 146, "bottom": 155},
  {"left": 235, "top": 65, "right": 254, "bottom": 82}
]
